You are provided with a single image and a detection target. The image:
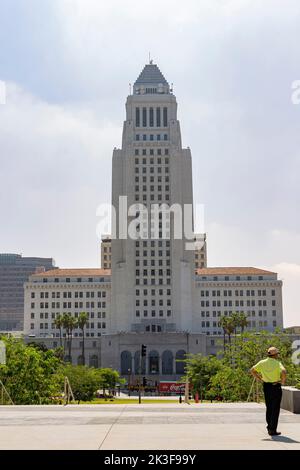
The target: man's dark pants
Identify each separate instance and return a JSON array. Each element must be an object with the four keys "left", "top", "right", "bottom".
[{"left": 263, "top": 382, "right": 282, "bottom": 432}]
